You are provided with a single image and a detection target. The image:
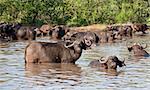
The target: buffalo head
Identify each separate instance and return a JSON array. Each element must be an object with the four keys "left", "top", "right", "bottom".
[
  {"left": 89, "top": 56, "right": 126, "bottom": 70},
  {"left": 63, "top": 31, "right": 99, "bottom": 49},
  {"left": 127, "top": 43, "right": 149, "bottom": 56}
]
